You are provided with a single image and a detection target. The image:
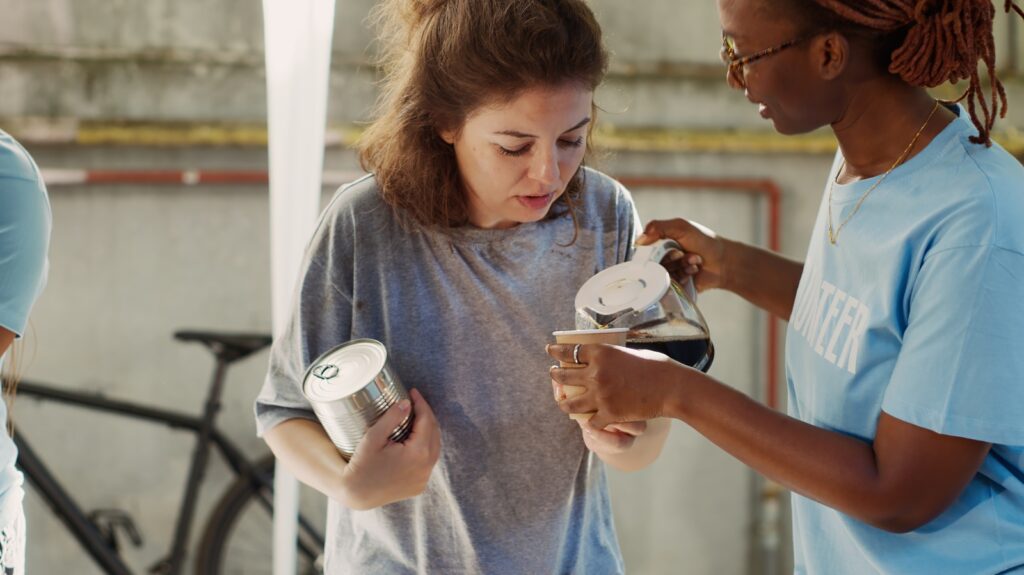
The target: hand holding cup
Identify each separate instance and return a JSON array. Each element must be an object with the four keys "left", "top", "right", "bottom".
[{"left": 550, "top": 328, "right": 628, "bottom": 421}]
